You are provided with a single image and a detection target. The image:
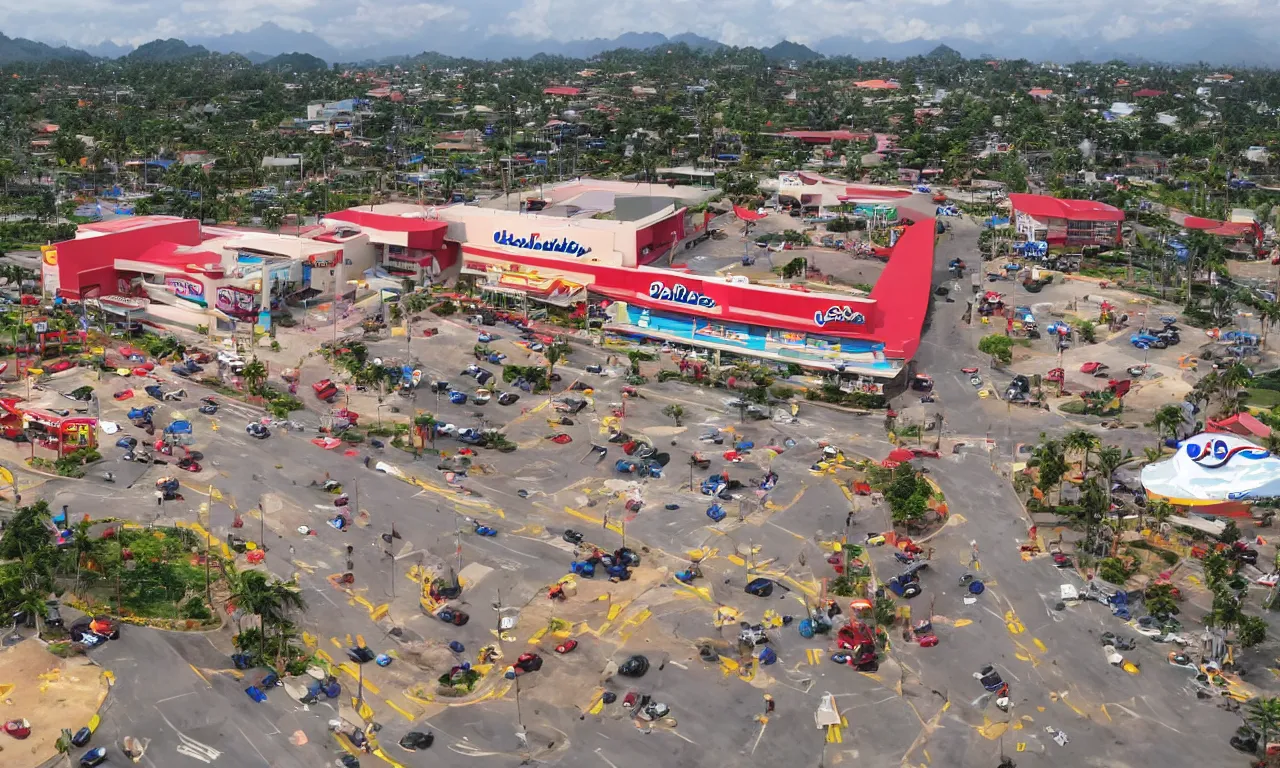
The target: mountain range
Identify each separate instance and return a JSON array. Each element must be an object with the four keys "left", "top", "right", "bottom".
[{"left": 6, "top": 24, "right": 1280, "bottom": 67}]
